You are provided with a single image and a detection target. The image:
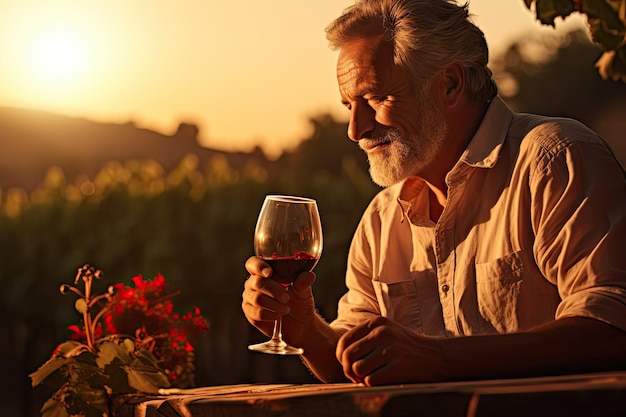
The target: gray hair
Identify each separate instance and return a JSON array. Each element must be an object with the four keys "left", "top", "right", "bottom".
[{"left": 325, "top": 0, "right": 497, "bottom": 102}]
